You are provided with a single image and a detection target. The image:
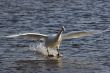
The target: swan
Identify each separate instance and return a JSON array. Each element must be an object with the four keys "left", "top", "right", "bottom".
[{"left": 7, "top": 26, "right": 94, "bottom": 57}]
